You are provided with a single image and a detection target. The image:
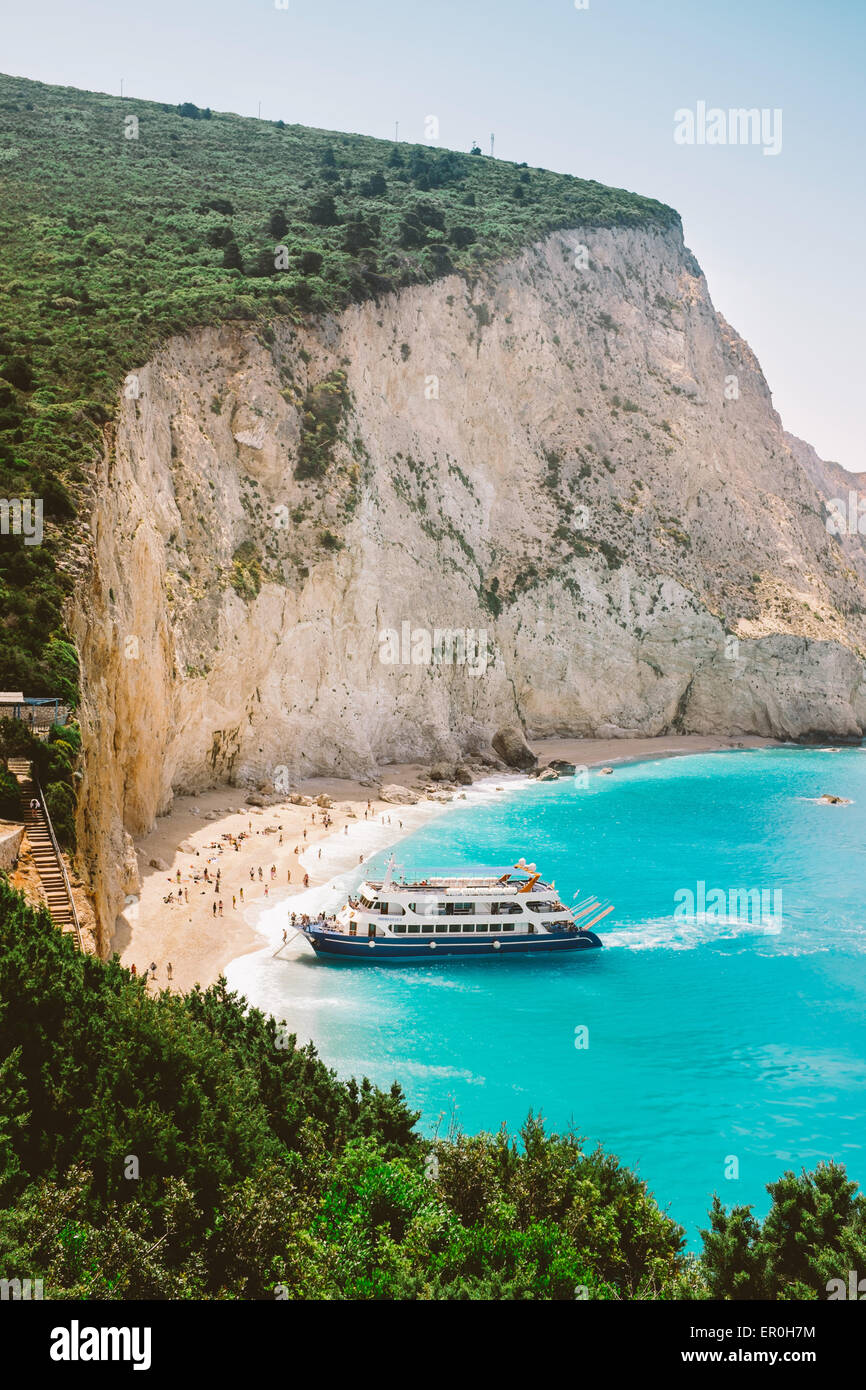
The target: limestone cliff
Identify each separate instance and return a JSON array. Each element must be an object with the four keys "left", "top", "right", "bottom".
[{"left": 69, "top": 222, "right": 866, "bottom": 949}]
